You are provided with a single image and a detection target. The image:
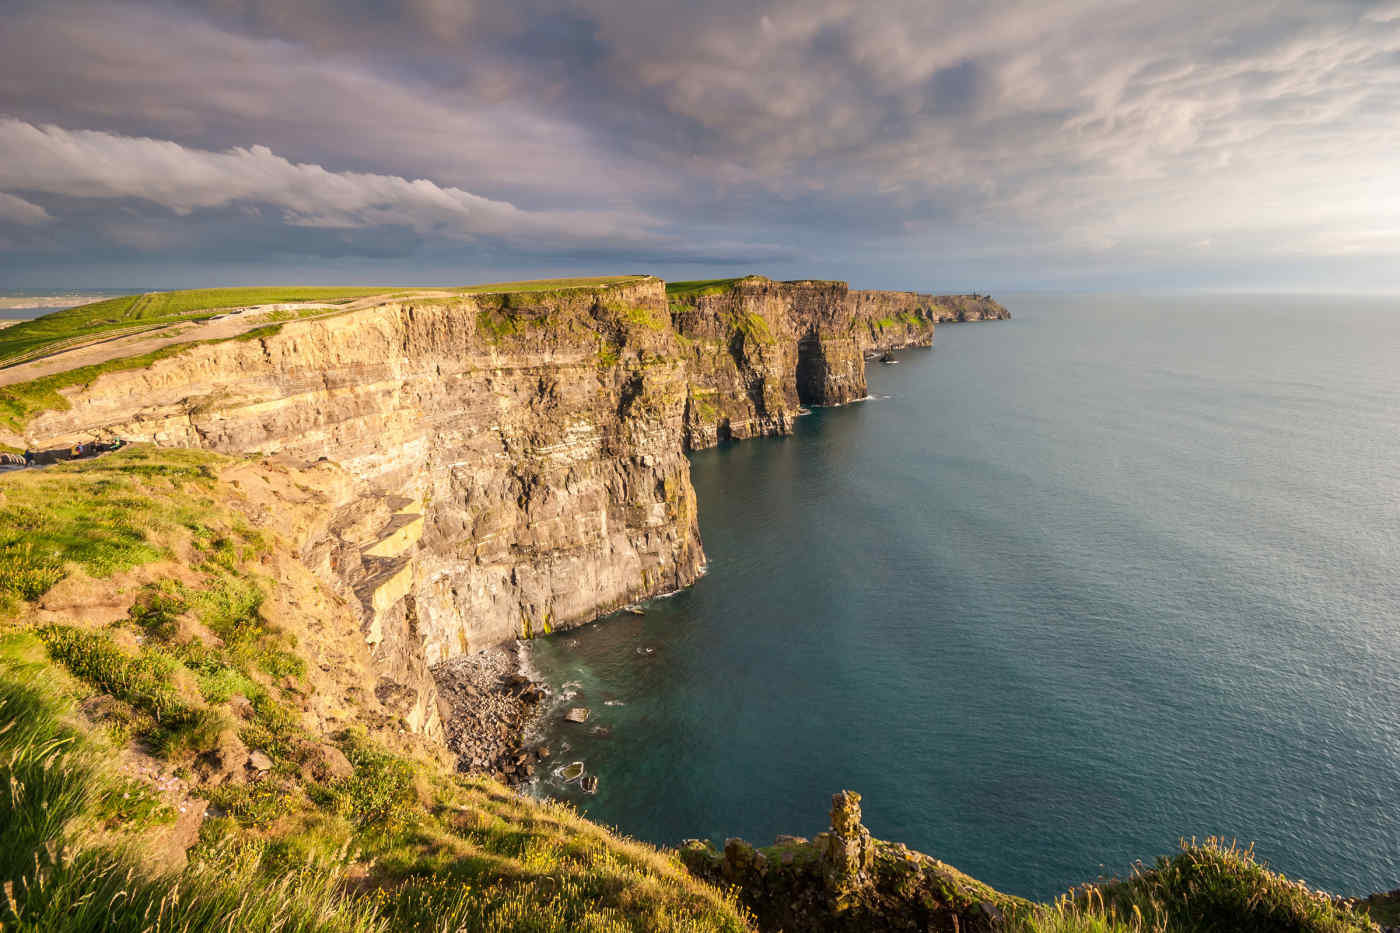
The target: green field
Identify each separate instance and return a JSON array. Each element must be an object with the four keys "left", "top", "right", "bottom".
[
  {"left": 665, "top": 278, "right": 746, "bottom": 299},
  {"left": 0, "top": 447, "right": 753, "bottom": 932}
]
